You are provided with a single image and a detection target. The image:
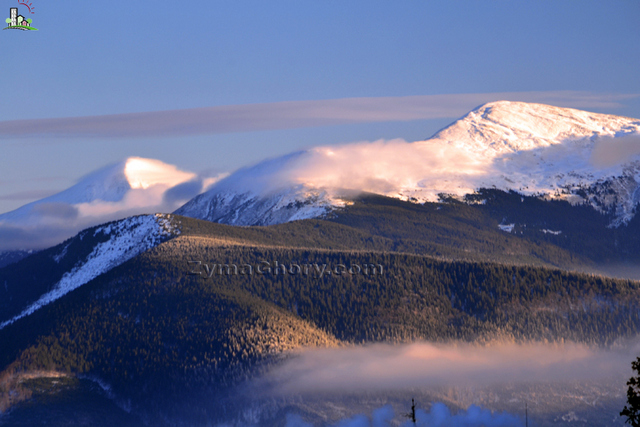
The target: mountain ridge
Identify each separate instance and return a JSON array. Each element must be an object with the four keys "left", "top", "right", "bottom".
[
  {"left": 1, "top": 205, "right": 639, "bottom": 425},
  {"left": 177, "top": 101, "right": 640, "bottom": 227},
  {"left": 0, "top": 214, "right": 180, "bottom": 329},
  {"left": 3, "top": 102, "right": 640, "bottom": 250},
  {"left": 5, "top": 190, "right": 640, "bottom": 333}
]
